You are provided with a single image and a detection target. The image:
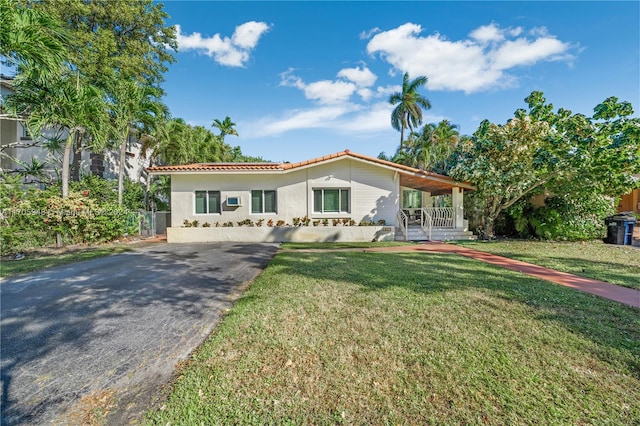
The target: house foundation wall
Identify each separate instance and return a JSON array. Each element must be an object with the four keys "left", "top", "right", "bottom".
[{"left": 166, "top": 226, "right": 395, "bottom": 243}]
